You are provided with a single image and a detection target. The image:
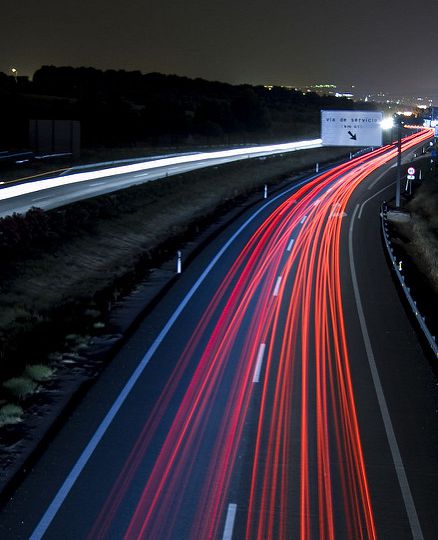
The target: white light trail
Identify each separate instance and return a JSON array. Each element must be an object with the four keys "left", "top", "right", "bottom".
[{"left": 0, "top": 139, "right": 322, "bottom": 203}]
